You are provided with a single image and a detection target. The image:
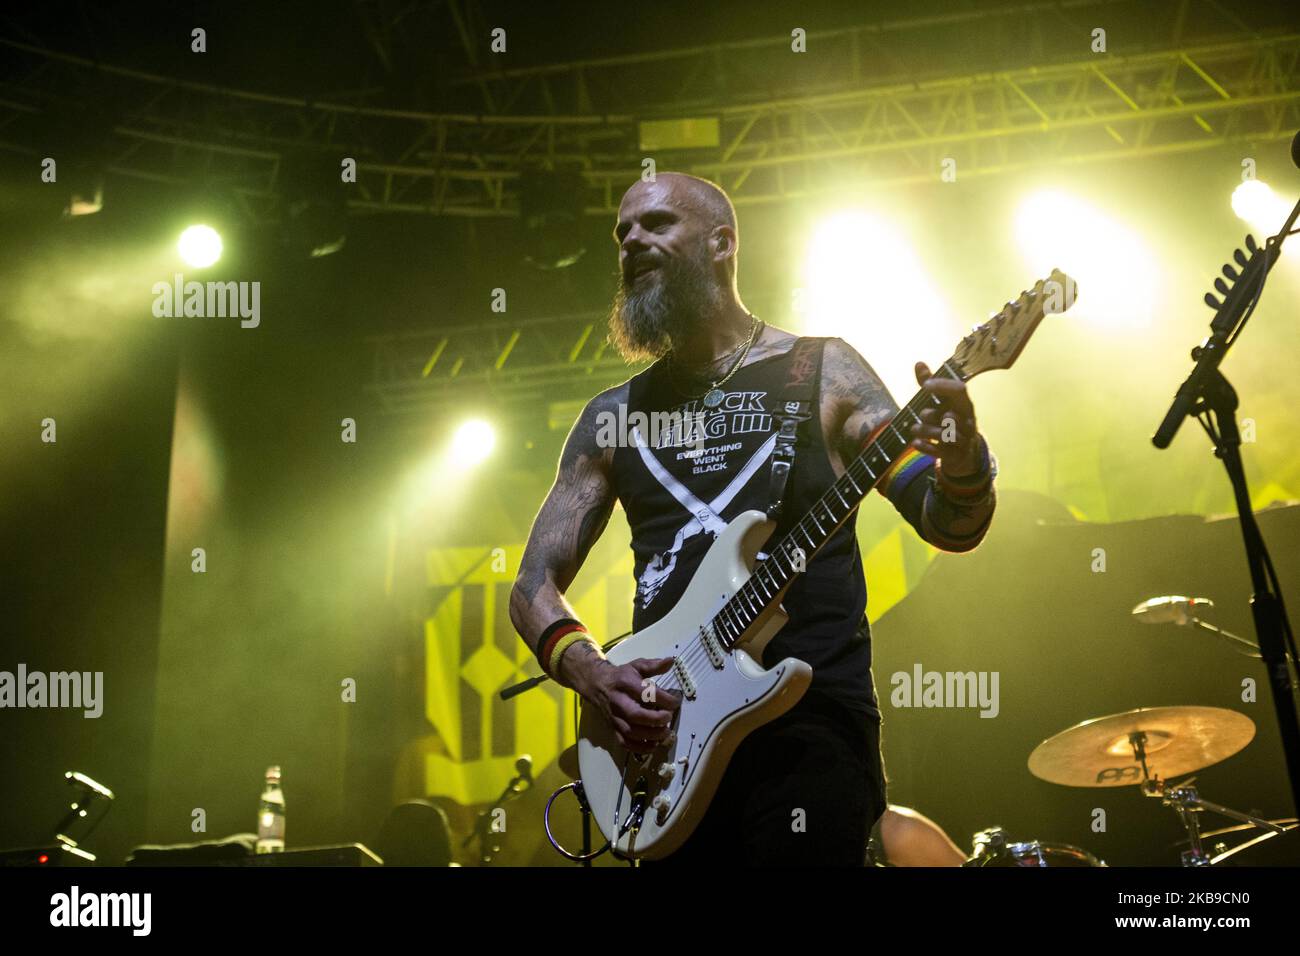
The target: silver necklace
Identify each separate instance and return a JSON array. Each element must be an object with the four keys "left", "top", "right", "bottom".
[{"left": 667, "top": 315, "right": 763, "bottom": 409}]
